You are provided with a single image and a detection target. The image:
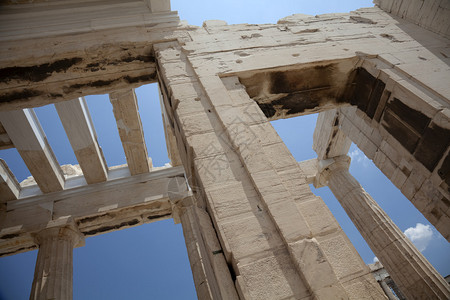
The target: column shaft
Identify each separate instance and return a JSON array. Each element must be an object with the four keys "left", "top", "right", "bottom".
[
  {"left": 326, "top": 162, "right": 450, "bottom": 299},
  {"left": 379, "top": 280, "right": 397, "bottom": 300},
  {"left": 30, "top": 227, "right": 82, "bottom": 300},
  {"left": 179, "top": 204, "right": 239, "bottom": 300}
]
